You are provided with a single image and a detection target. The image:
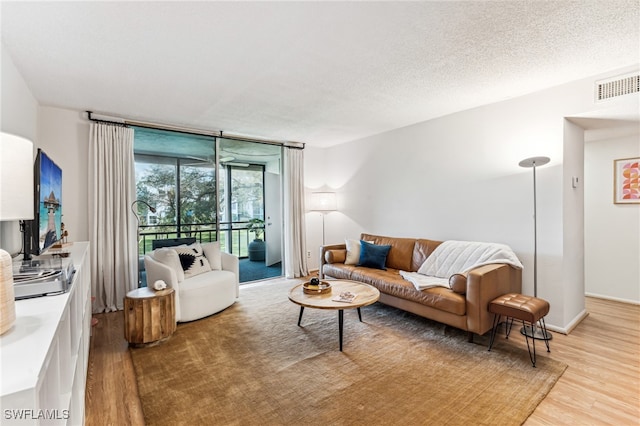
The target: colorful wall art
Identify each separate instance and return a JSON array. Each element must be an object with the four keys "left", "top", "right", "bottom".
[{"left": 614, "top": 157, "right": 640, "bottom": 204}]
